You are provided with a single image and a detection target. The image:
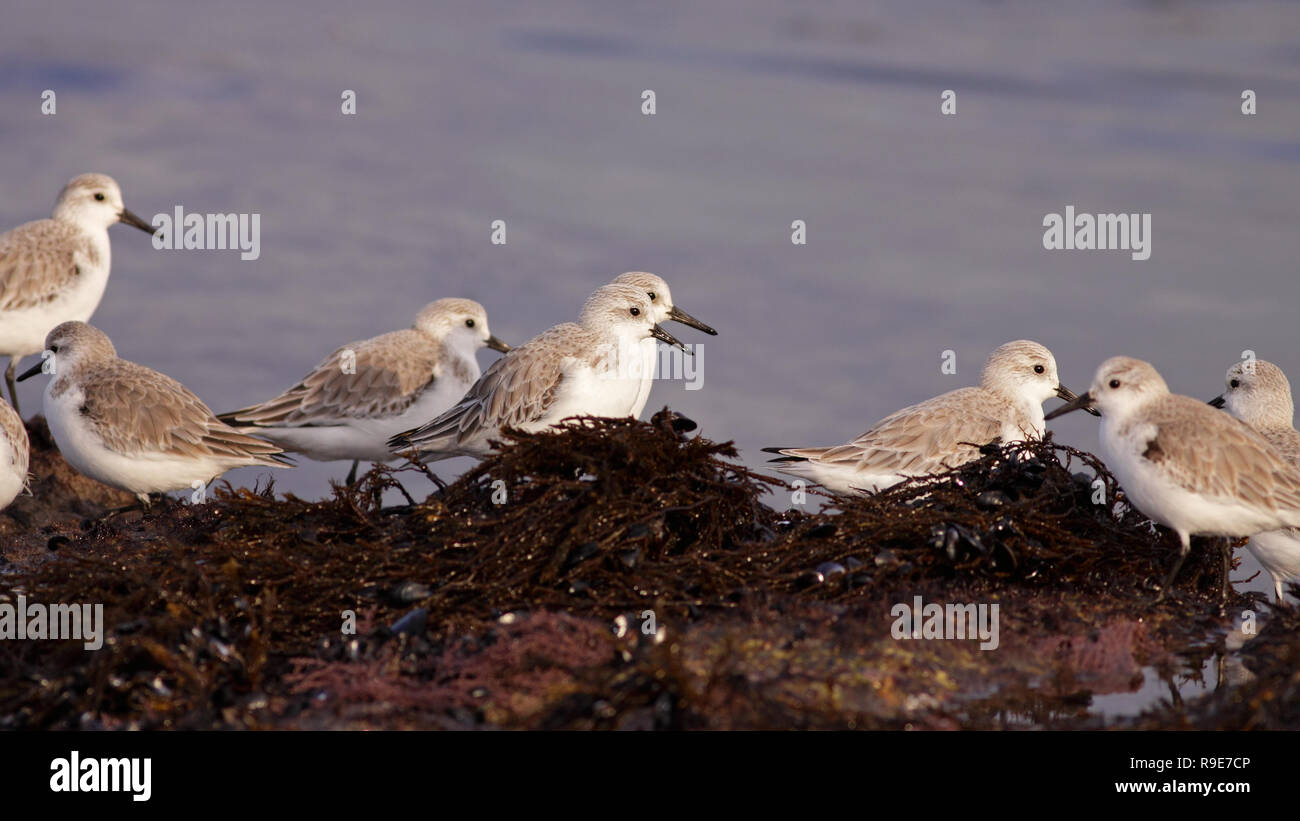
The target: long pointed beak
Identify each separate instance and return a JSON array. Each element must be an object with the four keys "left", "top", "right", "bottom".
[
  {"left": 1045, "top": 390, "right": 1095, "bottom": 420},
  {"left": 16, "top": 360, "right": 45, "bottom": 382},
  {"left": 1055, "top": 384, "right": 1101, "bottom": 417},
  {"left": 667, "top": 305, "right": 717, "bottom": 336},
  {"left": 119, "top": 207, "right": 157, "bottom": 235},
  {"left": 486, "top": 335, "right": 511, "bottom": 353},
  {"left": 650, "top": 324, "right": 690, "bottom": 354},
  {"left": 1208, "top": 395, "right": 1226, "bottom": 408}
]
